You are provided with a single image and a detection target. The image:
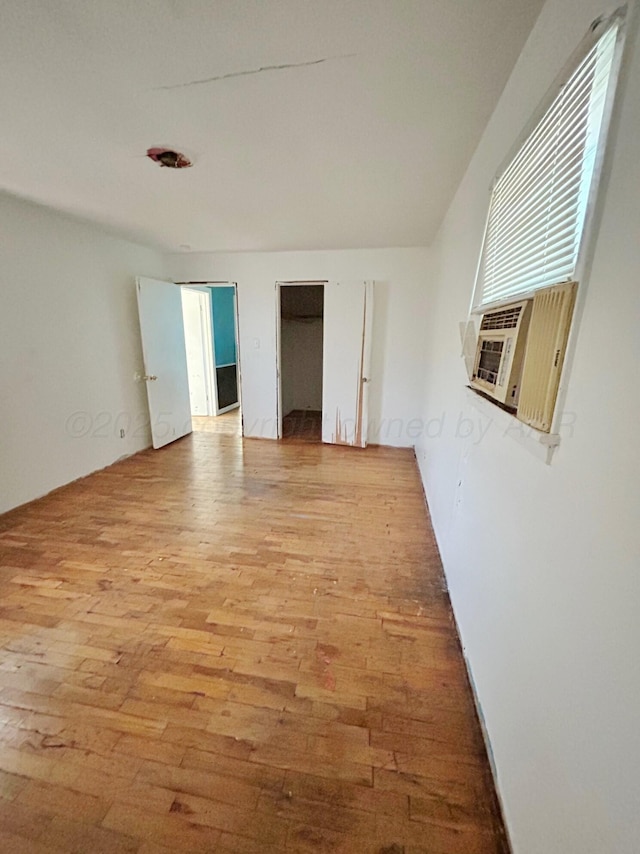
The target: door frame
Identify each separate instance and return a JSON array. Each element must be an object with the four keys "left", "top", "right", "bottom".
[
  {"left": 275, "top": 280, "right": 327, "bottom": 440},
  {"left": 181, "top": 286, "right": 216, "bottom": 416},
  {"left": 175, "top": 280, "right": 243, "bottom": 431},
  {"left": 210, "top": 284, "right": 241, "bottom": 416}
]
